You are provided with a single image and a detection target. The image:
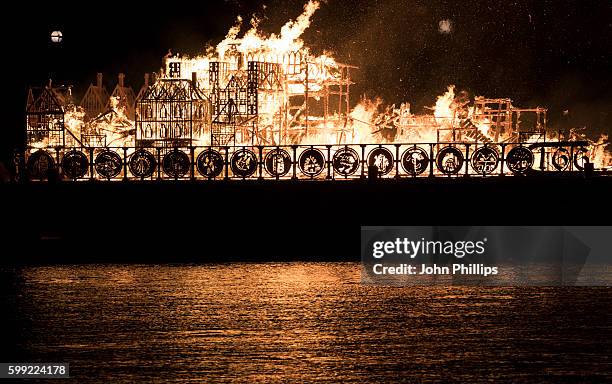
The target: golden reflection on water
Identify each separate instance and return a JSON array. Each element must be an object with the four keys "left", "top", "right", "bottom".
[{"left": 8, "top": 263, "right": 612, "bottom": 382}]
